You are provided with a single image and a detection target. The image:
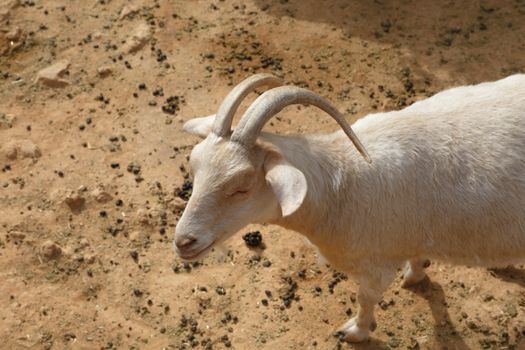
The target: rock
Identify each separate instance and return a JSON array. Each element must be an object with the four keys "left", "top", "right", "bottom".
[
  {"left": 36, "top": 59, "right": 70, "bottom": 88},
  {"left": 41, "top": 240, "right": 62, "bottom": 259},
  {"left": 0, "top": 113, "right": 16, "bottom": 129},
  {"left": 0, "top": 26, "right": 25, "bottom": 55},
  {"left": 3, "top": 141, "right": 17, "bottom": 159},
  {"left": 84, "top": 253, "right": 96, "bottom": 264},
  {"left": 2, "top": 140, "right": 41, "bottom": 160},
  {"left": 171, "top": 197, "right": 186, "bottom": 210},
  {"left": 6, "top": 26, "right": 22, "bottom": 41},
  {"left": 129, "top": 230, "right": 145, "bottom": 242},
  {"left": 65, "top": 192, "right": 86, "bottom": 211},
  {"left": 381, "top": 98, "right": 397, "bottom": 111},
  {"left": 123, "top": 22, "right": 151, "bottom": 54},
  {"left": 119, "top": 4, "right": 139, "bottom": 20},
  {"left": 90, "top": 188, "right": 113, "bottom": 203},
  {"left": 18, "top": 140, "right": 41, "bottom": 158},
  {"left": 91, "top": 31, "right": 103, "bottom": 40},
  {"left": 79, "top": 238, "right": 90, "bottom": 248},
  {"left": 97, "top": 66, "right": 112, "bottom": 78},
  {"left": 135, "top": 208, "right": 150, "bottom": 225}
]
